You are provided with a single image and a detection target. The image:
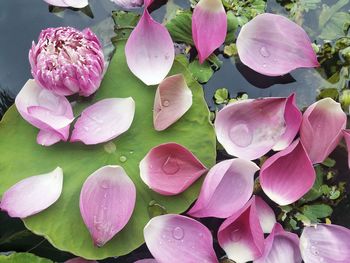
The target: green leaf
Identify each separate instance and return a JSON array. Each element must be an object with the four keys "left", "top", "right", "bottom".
[
  {"left": 214, "top": 88, "right": 229, "bottom": 104},
  {"left": 166, "top": 10, "right": 194, "bottom": 45},
  {"left": 225, "top": 11, "right": 239, "bottom": 44},
  {"left": 322, "top": 157, "right": 336, "bottom": 168},
  {"left": 111, "top": 11, "right": 140, "bottom": 43},
  {"left": 0, "top": 40, "right": 216, "bottom": 259},
  {"left": 319, "top": 12, "right": 350, "bottom": 40},
  {"left": 301, "top": 204, "right": 333, "bottom": 222},
  {"left": 0, "top": 253, "right": 52, "bottom": 263},
  {"left": 317, "top": 88, "right": 339, "bottom": 101},
  {"left": 188, "top": 60, "right": 214, "bottom": 83},
  {"left": 319, "top": 0, "right": 349, "bottom": 28}
]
